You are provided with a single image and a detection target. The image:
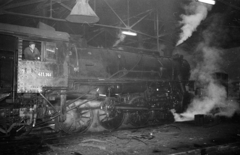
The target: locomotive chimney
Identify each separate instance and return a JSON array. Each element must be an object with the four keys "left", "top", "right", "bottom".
[{"left": 66, "top": 0, "right": 99, "bottom": 23}]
